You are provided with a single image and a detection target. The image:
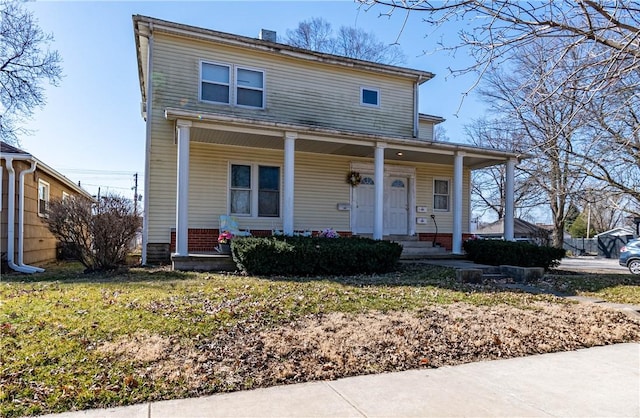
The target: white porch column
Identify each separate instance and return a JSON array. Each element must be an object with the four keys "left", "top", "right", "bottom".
[
  {"left": 374, "top": 143, "right": 386, "bottom": 240},
  {"left": 452, "top": 151, "right": 464, "bottom": 254},
  {"left": 175, "top": 120, "right": 191, "bottom": 256},
  {"left": 504, "top": 158, "right": 516, "bottom": 241},
  {"left": 283, "top": 132, "right": 296, "bottom": 236}
]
